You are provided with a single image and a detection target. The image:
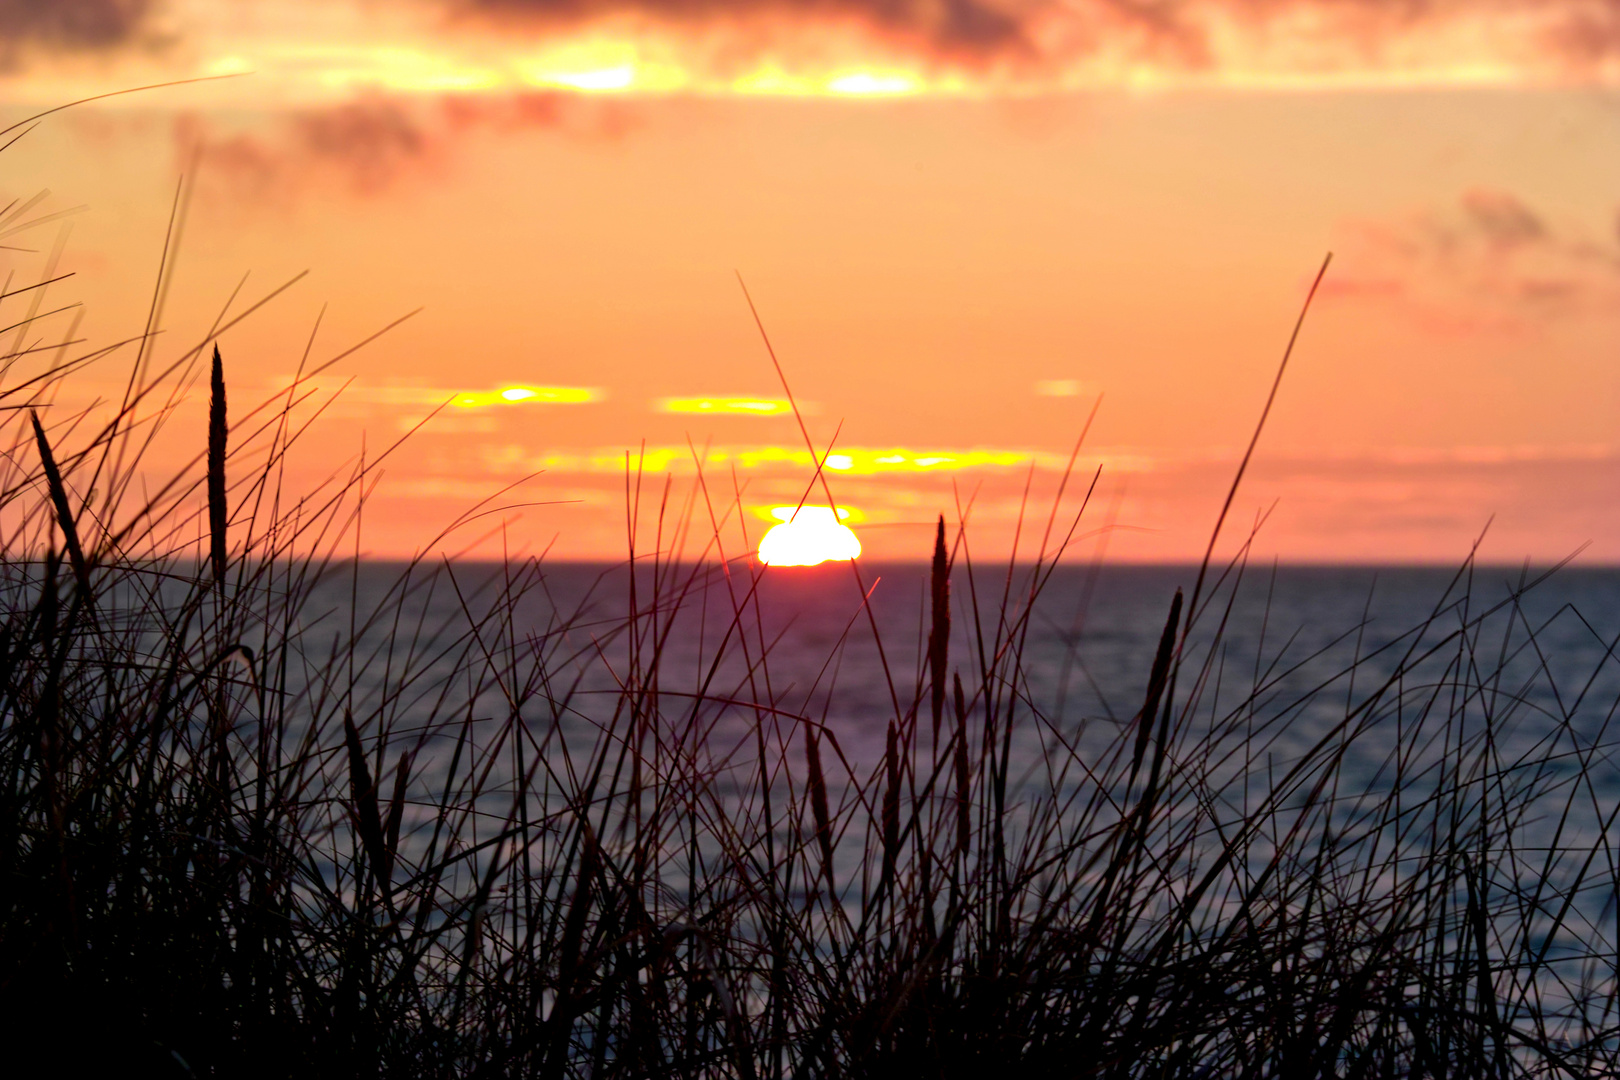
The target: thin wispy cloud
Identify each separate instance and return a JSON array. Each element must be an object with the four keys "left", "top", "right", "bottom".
[
  {"left": 479, "top": 442, "right": 1150, "bottom": 476},
  {"left": 179, "top": 92, "right": 639, "bottom": 201},
  {"left": 1330, "top": 188, "right": 1620, "bottom": 333},
  {"left": 258, "top": 379, "right": 600, "bottom": 413},
  {"left": 659, "top": 396, "right": 797, "bottom": 415},
  {"left": 0, "top": 0, "right": 159, "bottom": 64}
]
